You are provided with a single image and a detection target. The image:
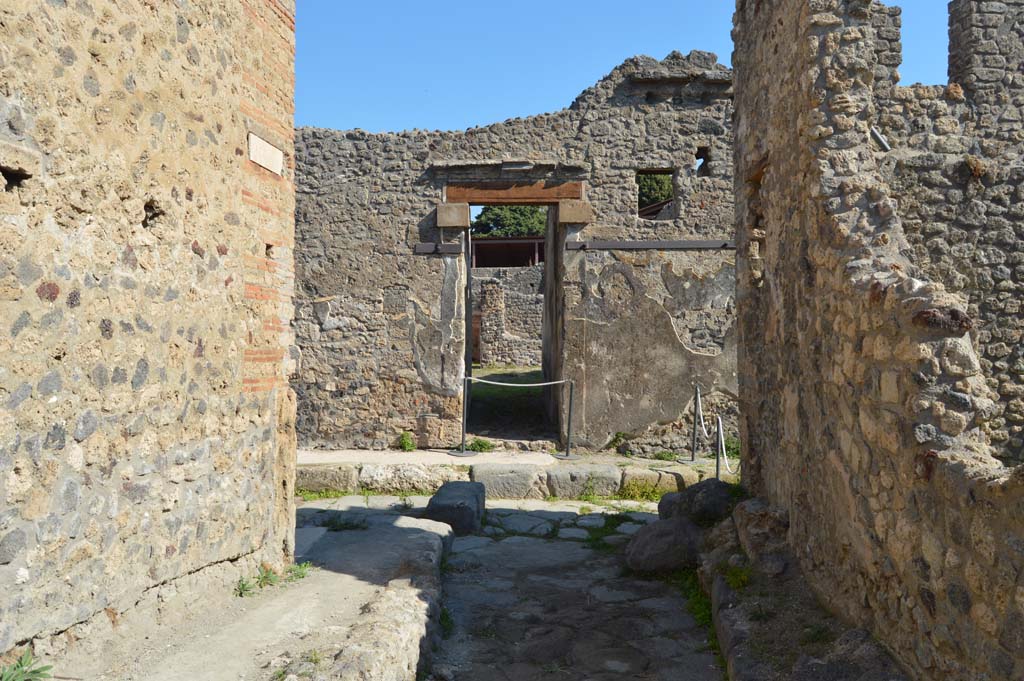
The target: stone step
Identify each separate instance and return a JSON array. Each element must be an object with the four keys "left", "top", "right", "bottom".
[{"left": 297, "top": 449, "right": 738, "bottom": 500}]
